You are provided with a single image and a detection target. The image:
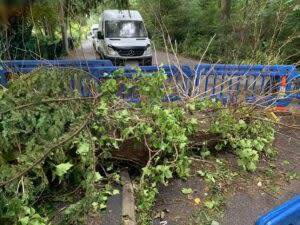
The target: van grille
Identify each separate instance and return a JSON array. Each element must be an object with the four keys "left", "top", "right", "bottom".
[{"left": 114, "top": 48, "right": 145, "bottom": 57}]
